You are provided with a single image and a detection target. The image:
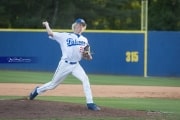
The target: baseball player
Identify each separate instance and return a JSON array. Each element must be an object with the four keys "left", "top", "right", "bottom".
[{"left": 29, "top": 18, "right": 100, "bottom": 111}]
